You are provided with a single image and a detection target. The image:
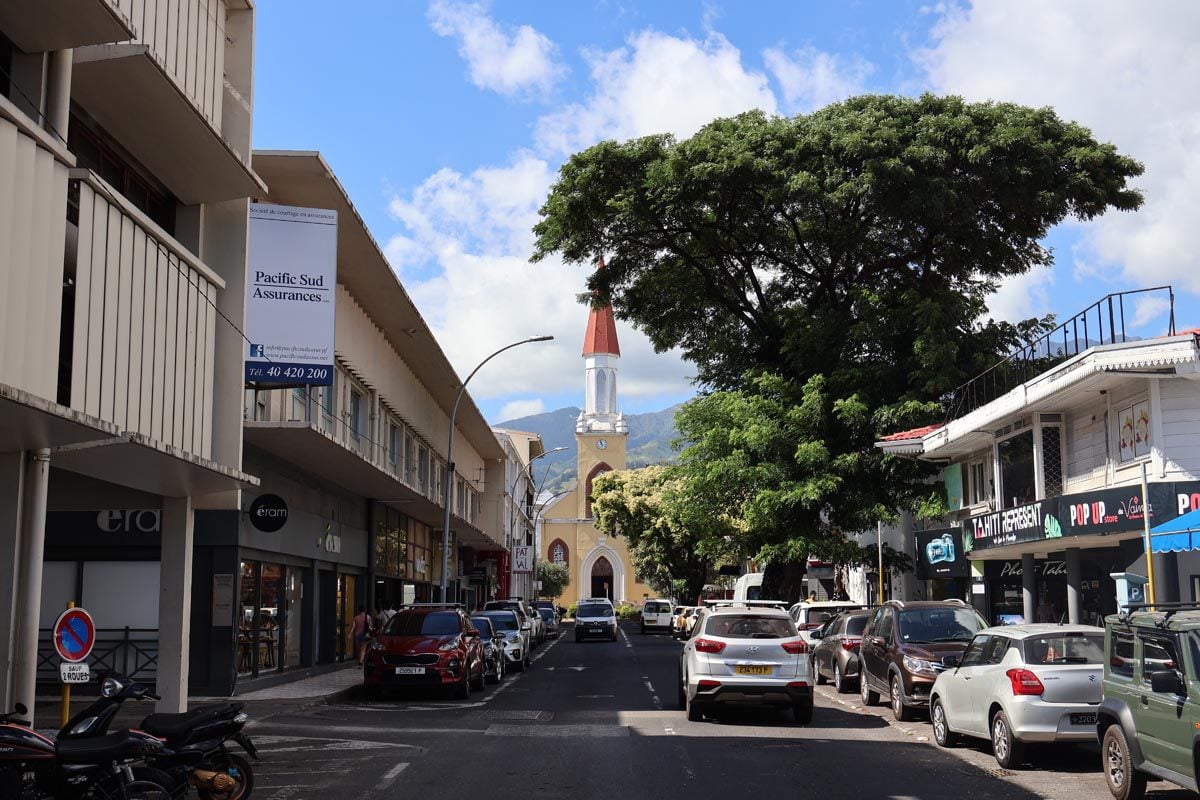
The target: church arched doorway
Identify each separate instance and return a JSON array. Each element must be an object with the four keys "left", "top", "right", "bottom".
[{"left": 590, "top": 555, "right": 614, "bottom": 600}]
